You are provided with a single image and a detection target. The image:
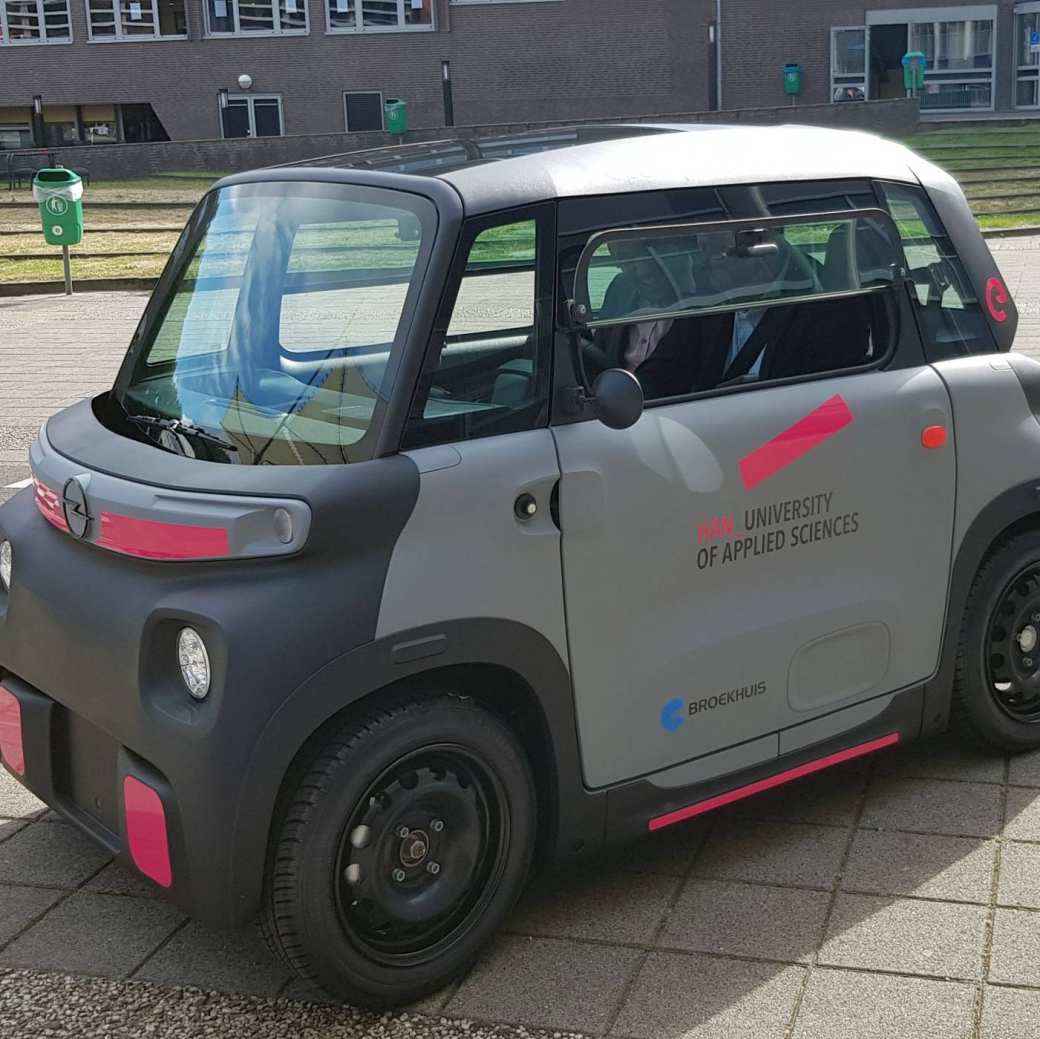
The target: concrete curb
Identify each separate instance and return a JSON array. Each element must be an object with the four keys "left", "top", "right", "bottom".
[{"left": 0, "top": 277, "right": 157, "bottom": 297}]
